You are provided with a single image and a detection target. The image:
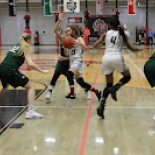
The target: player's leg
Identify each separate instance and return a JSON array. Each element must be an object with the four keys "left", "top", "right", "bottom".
[
  {"left": 97, "top": 73, "right": 113, "bottom": 118},
  {"left": 65, "top": 69, "right": 76, "bottom": 99},
  {"left": 0, "top": 84, "right": 9, "bottom": 98},
  {"left": 6, "top": 68, "right": 44, "bottom": 119},
  {"left": 76, "top": 76, "right": 101, "bottom": 101},
  {"left": 107, "top": 56, "right": 131, "bottom": 101},
  {"left": 109, "top": 69, "right": 131, "bottom": 101},
  {"left": 24, "top": 81, "right": 44, "bottom": 119},
  {"left": 0, "top": 66, "right": 10, "bottom": 98},
  {"left": 96, "top": 55, "right": 114, "bottom": 118},
  {"left": 45, "top": 71, "right": 61, "bottom": 100}
]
